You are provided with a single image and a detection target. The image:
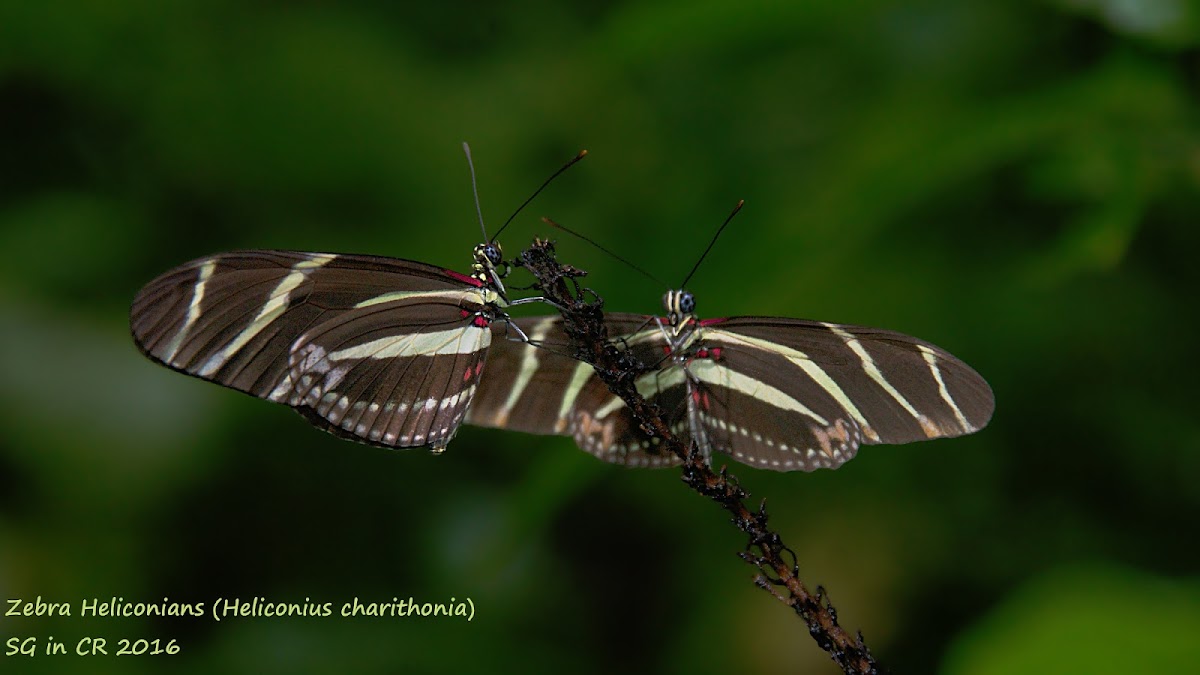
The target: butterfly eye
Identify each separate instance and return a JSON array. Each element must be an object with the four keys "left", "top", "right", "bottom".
[
  {"left": 484, "top": 244, "right": 503, "bottom": 266},
  {"left": 473, "top": 243, "right": 503, "bottom": 267},
  {"left": 679, "top": 292, "right": 696, "bottom": 314}
]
